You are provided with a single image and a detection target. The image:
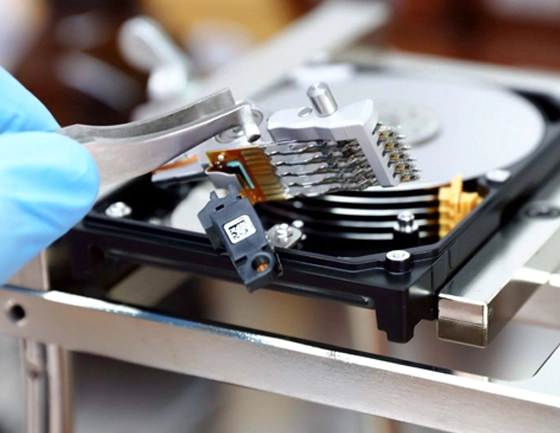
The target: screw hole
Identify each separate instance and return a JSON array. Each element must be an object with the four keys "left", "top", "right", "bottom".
[
  {"left": 252, "top": 255, "right": 270, "bottom": 273},
  {"left": 7, "top": 304, "right": 26, "bottom": 325}
]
